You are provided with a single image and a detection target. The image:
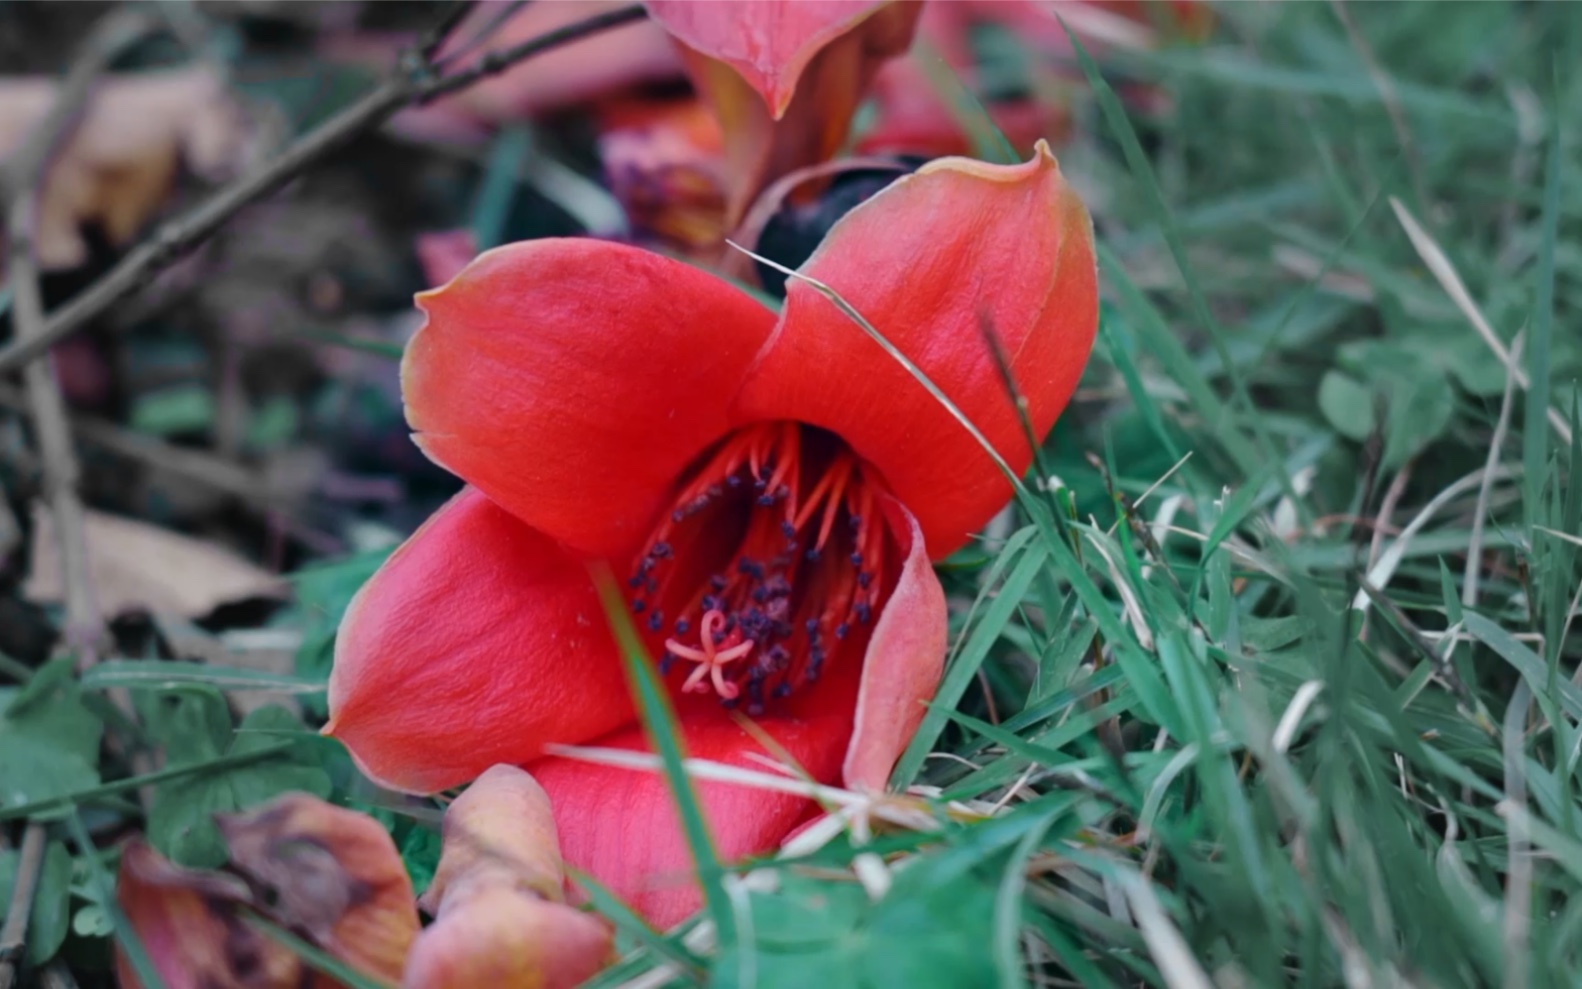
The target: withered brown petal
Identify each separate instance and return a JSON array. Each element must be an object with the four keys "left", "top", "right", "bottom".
[
  {"left": 217, "top": 792, "right": 419, "bottom": 985},
  {"left": 115, "top": 840, "right": 302, "bottom": 989}
]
